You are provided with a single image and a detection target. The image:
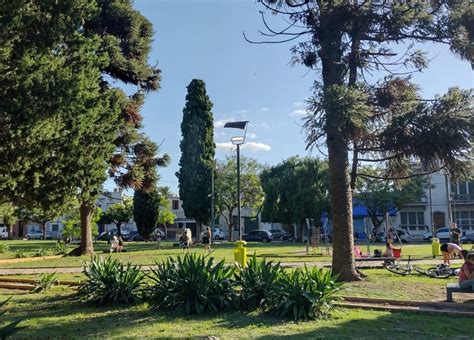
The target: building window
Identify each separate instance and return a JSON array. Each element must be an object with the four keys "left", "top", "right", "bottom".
[
  {"left": 52, "top": 224, "right": 59, "bottom": 232},
  {"left": 400, "top": 211, "right": 425, "bottom": 231},
  {"left": 453, "top": 211, "right": 474, "bottom": 231},
  {"left": 172, "top": 200, "right": 179, "bottom": 210}
]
